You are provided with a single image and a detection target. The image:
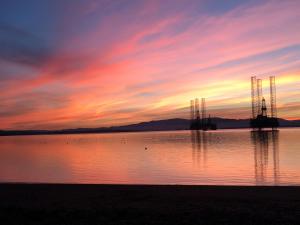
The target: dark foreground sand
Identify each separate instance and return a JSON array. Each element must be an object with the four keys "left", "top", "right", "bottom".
[{"left": 1, "top": 184, "right": 300, "bottom": 225}]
